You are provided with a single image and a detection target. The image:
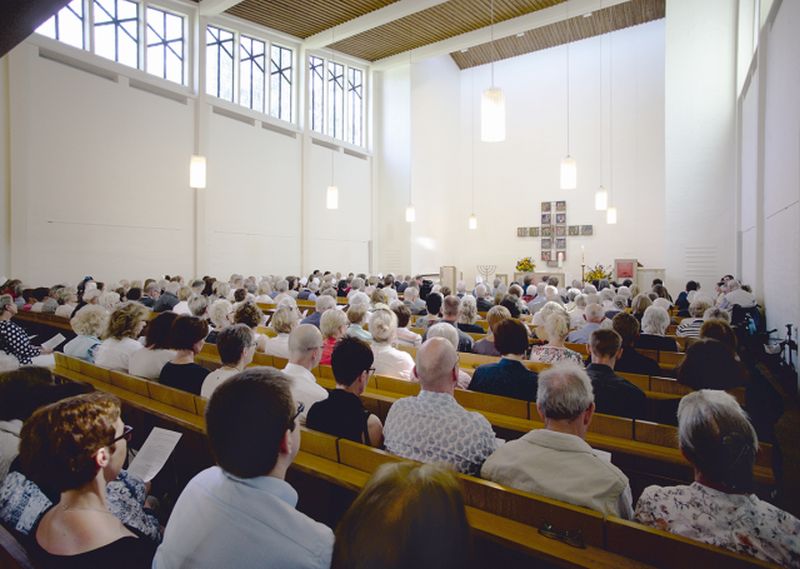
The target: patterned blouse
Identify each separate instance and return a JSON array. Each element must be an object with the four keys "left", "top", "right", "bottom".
[
  {"left": 0, "top": 320, "right": 40, "bottom": 364},
  {"left": 383, "top": 390, "right": 497, "bottom": 475},
  {"left": 529, "top": 345, "right": 584, "bottom": 366},
  {"left": 635, "top": 482, "right": 800, "bottom": 567}
]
